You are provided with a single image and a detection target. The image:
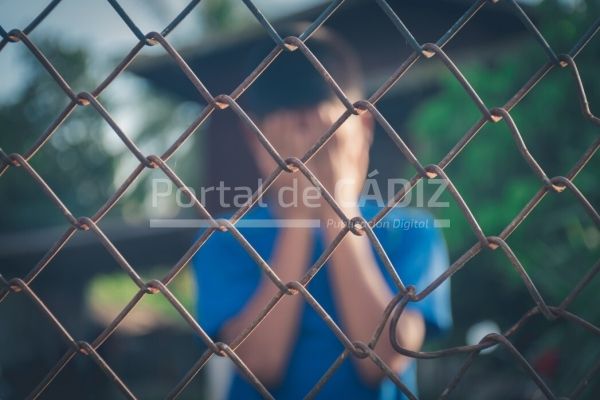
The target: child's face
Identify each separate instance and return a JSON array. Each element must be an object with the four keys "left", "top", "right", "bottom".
[{"left": 249, "top": 100, "right": 373, "bottom": 199}]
